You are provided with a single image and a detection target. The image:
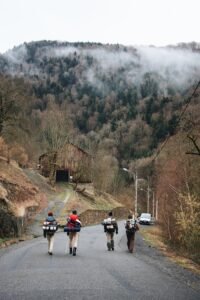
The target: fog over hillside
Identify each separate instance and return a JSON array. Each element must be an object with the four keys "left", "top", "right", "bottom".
[{"left": 2, "top": 41, "right": 200, "bottom": 93}]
